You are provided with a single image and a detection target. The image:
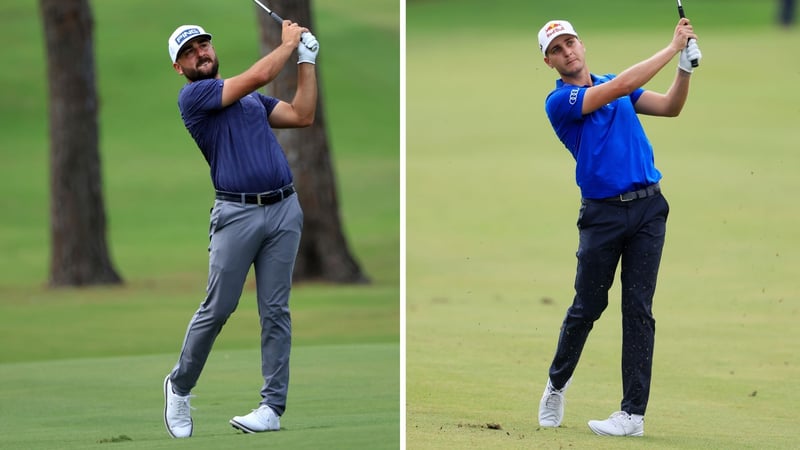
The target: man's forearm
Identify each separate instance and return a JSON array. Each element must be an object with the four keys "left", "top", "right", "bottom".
[
  {"left": 662, "top": 70, "right": 692, "bottom": 116},
  {"left": 290, "top": 63, "right": 317, "bottom": 125},
  {"left": 221, "top": 42, "right": 296, "bottom": 107},
  {"left": 252, "top": 43, "right": 296, "bottom": 86},
  {"left": 615, "top": 45, "right": 680, "bottom": 94}
]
